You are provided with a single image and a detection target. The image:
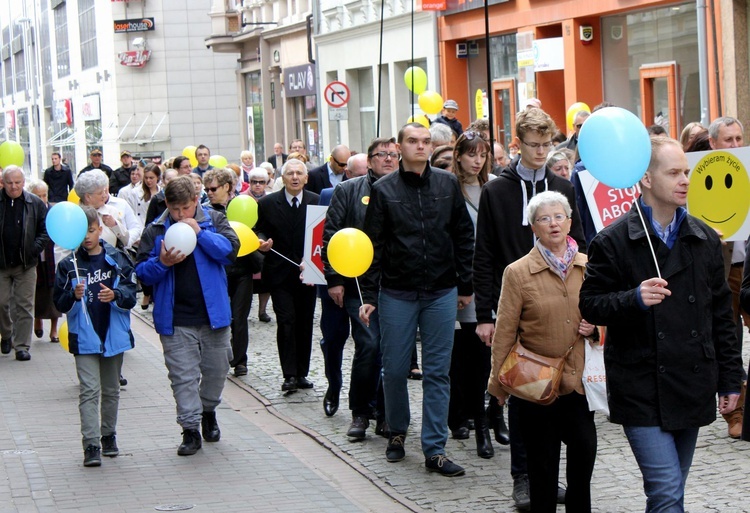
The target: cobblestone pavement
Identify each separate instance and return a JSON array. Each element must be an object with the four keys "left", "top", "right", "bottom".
[{"left": 146, "top": 296, "right": 750, "bottom": 513}]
